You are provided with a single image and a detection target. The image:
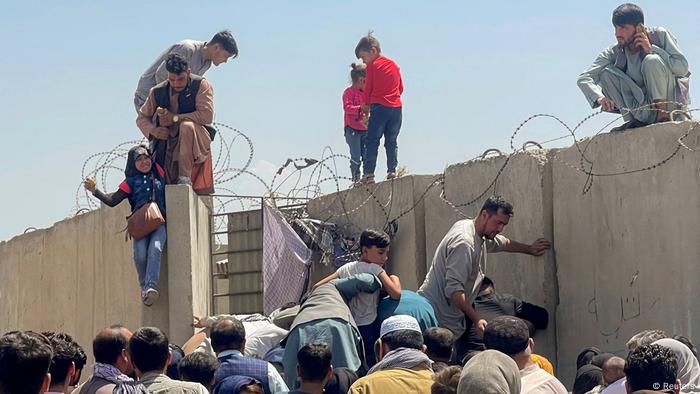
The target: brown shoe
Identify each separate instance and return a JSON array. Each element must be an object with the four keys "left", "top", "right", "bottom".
[
  {"left": 361, "top": 174, "right": 375, "bottom": 184},
  {"left": 610, "top": 118, "right": 648, "bottom": 133}
]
